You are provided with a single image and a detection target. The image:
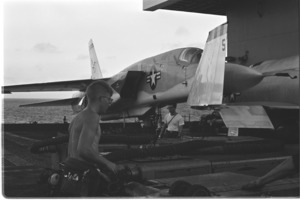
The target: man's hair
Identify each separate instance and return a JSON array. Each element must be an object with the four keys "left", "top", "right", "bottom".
[
  {"left": 167, "top": 104, "right": 177, "bottom": 109},
  {"left": 86, "top": 80, "right": 113, "bottom": 102}
]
